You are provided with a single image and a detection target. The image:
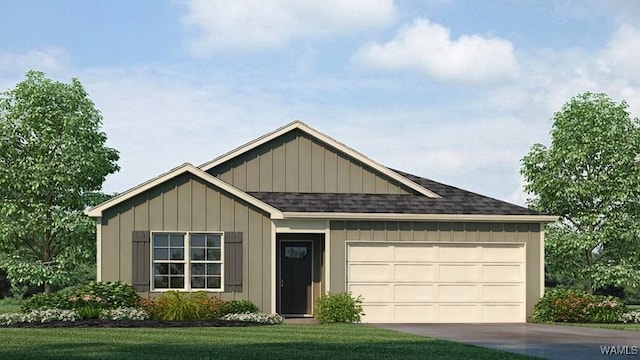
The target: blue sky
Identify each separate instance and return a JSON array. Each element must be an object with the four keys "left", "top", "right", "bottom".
[{"left": 2, "top": 0, "right": 640, "bottom": 205}]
